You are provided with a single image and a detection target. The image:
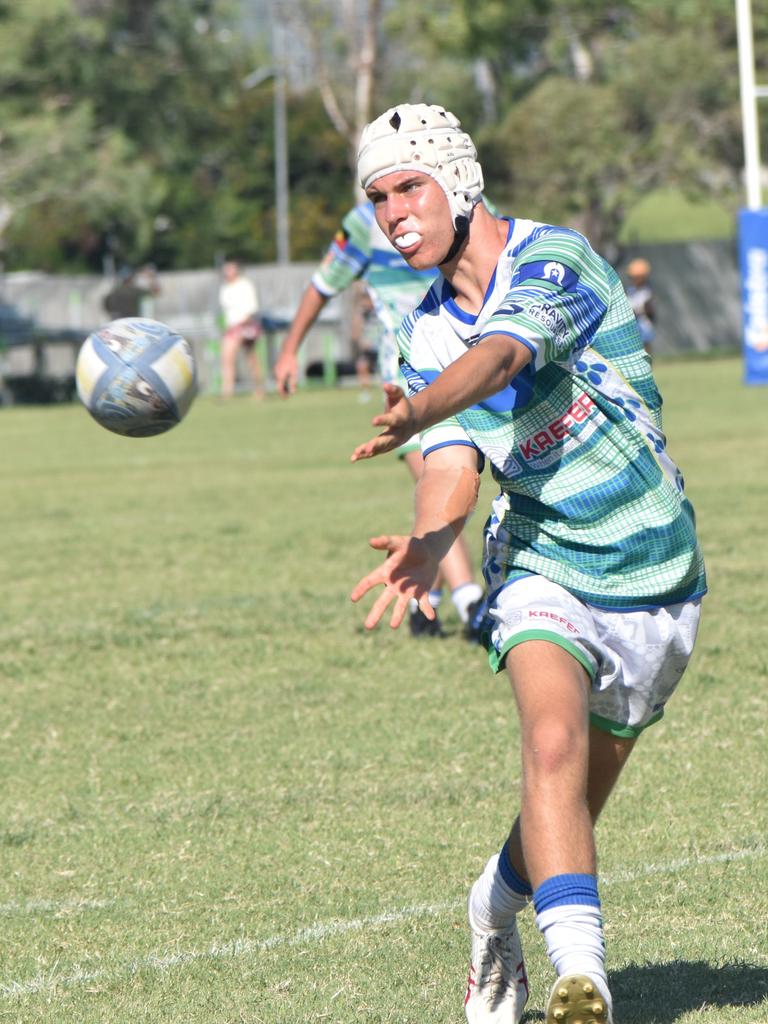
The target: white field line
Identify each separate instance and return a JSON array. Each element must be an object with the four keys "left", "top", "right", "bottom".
[
  {"left": 602, "top": 845, "right": 766, "bottom": 884},
  {"left": 1, "top": 843, "right": 764, "bottom": 1000}
]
